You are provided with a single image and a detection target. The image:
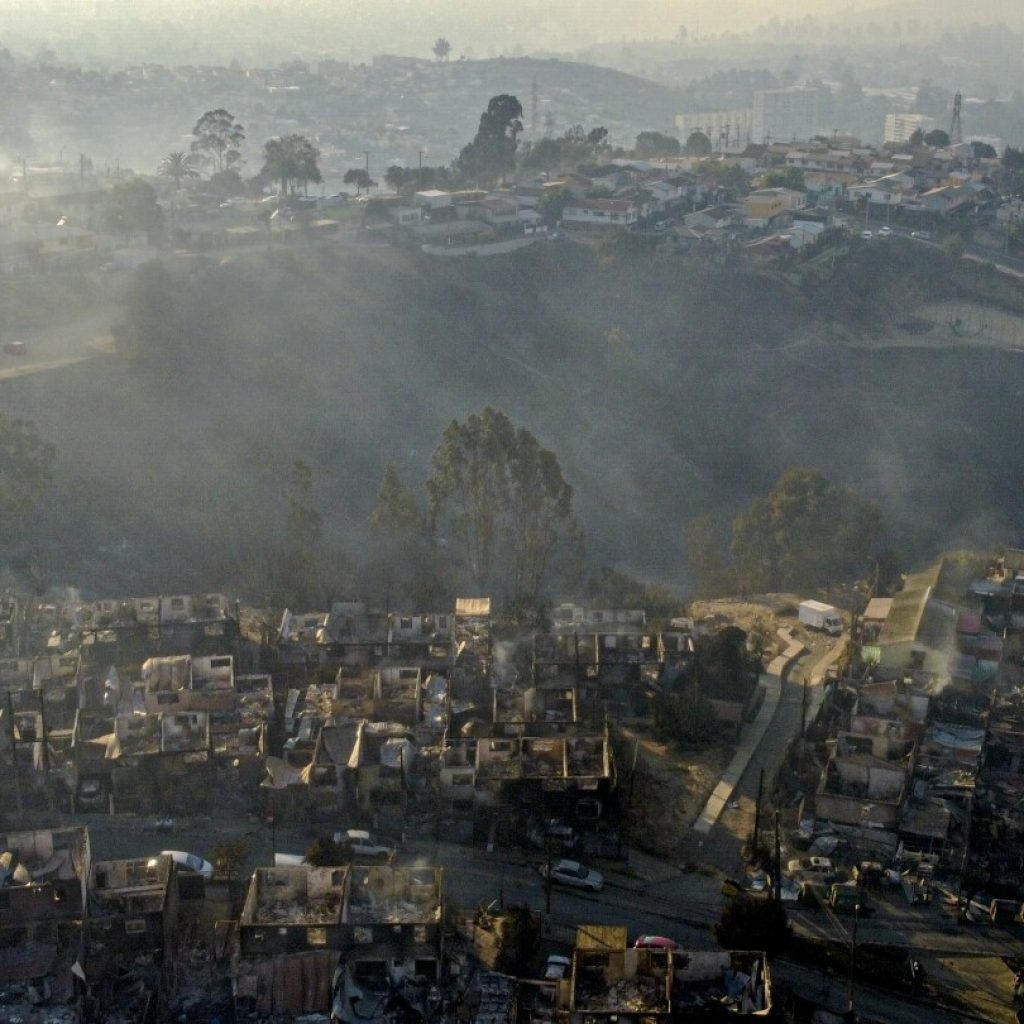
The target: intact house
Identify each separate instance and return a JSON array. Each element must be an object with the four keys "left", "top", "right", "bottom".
[{"left": 561, "top": 198, "right": 641, "bottom": 231}]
